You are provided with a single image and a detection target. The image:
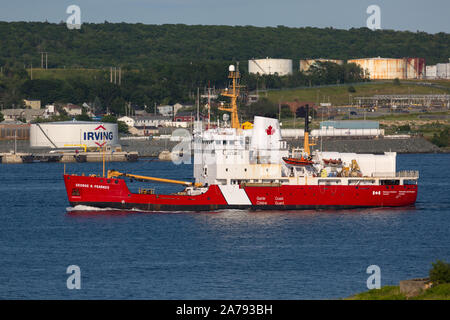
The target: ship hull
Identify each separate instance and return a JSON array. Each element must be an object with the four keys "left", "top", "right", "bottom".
[{"left": 64, "top": 175, "right": 418, "bottom": 212}]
